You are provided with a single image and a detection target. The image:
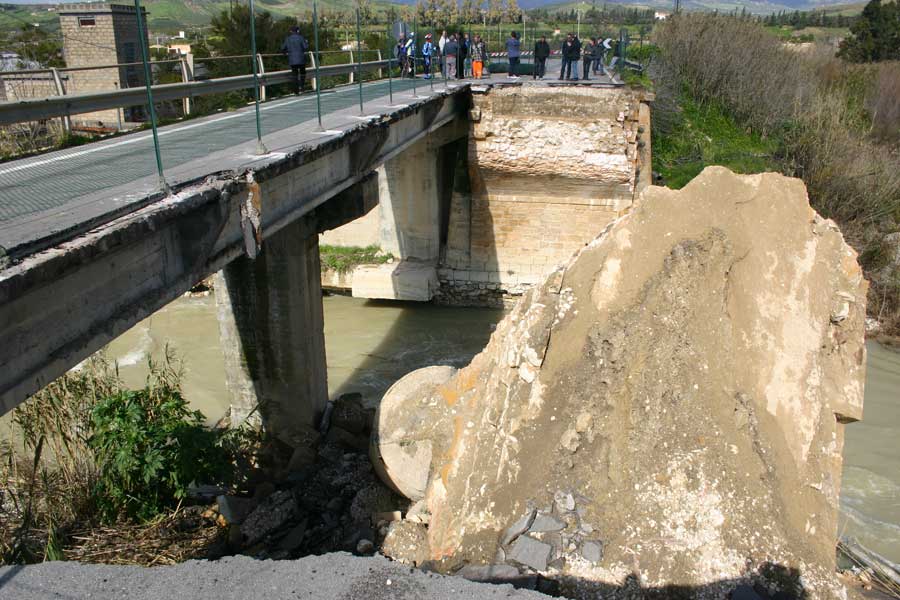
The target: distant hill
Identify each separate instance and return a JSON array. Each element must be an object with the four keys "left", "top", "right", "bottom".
[{"left": 0, "top": 0, "right": 866, "bottom": 36}]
